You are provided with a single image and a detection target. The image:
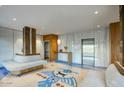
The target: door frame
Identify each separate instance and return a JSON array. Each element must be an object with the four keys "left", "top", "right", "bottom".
[
  {"left": 81, "top": 38, "right": 95, "bottom": 67},
  {"left": 44, "top": 40, "right": 51, "bottom": 60}
]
